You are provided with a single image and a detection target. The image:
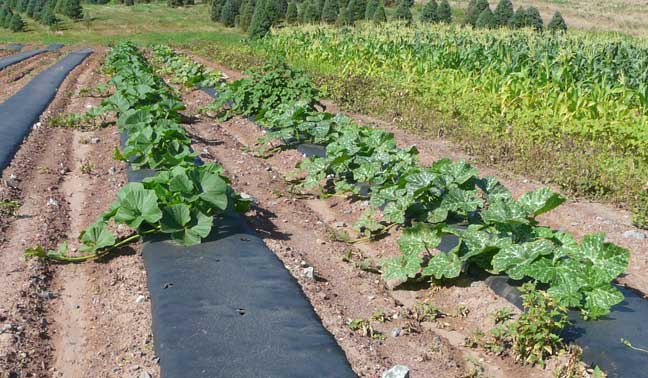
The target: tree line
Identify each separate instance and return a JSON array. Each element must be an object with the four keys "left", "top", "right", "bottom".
[
  {"left": 211, "top": 0, "right": 453, "bottom": 38},
  {"left": 0, "top": 0, "right": 83, "bottom": 31},
  {"left": 466, "top": 0, "right": 566, "bottom": 32}
]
